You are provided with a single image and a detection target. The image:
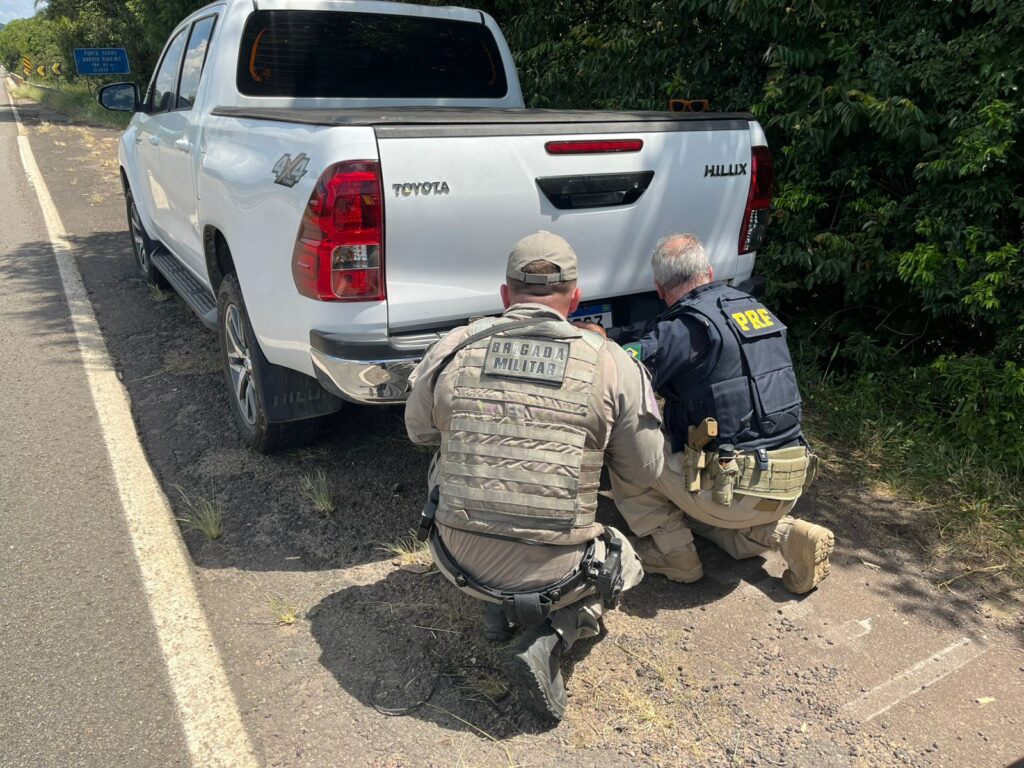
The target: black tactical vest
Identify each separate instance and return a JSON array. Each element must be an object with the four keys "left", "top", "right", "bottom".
[{"left": 664, "top": 283, "right": 802, "bottom": 451}]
